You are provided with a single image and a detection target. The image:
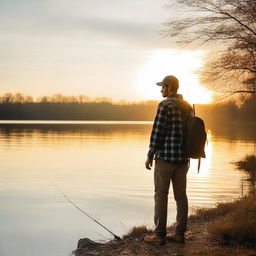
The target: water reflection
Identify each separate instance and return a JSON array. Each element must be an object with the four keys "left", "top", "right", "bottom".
[
  {"left": 207, "top": 122, "right": 256, "bottom": 142},
  {"left": 0, "top": 121, "right": 254, "bottom": 256}
]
